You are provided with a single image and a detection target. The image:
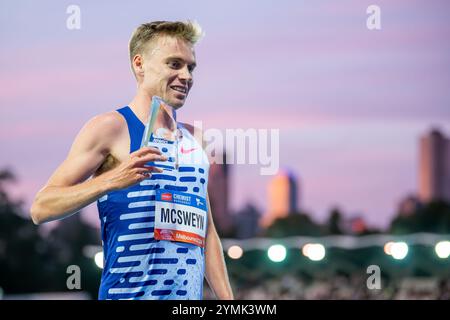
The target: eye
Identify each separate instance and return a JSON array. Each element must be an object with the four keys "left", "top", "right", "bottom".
[
  {"left": 188, "top": 65, "right": 196, "bottom": 73},
  {"left": 168, "top": 60, "right": 181, "bottom": 69}
]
